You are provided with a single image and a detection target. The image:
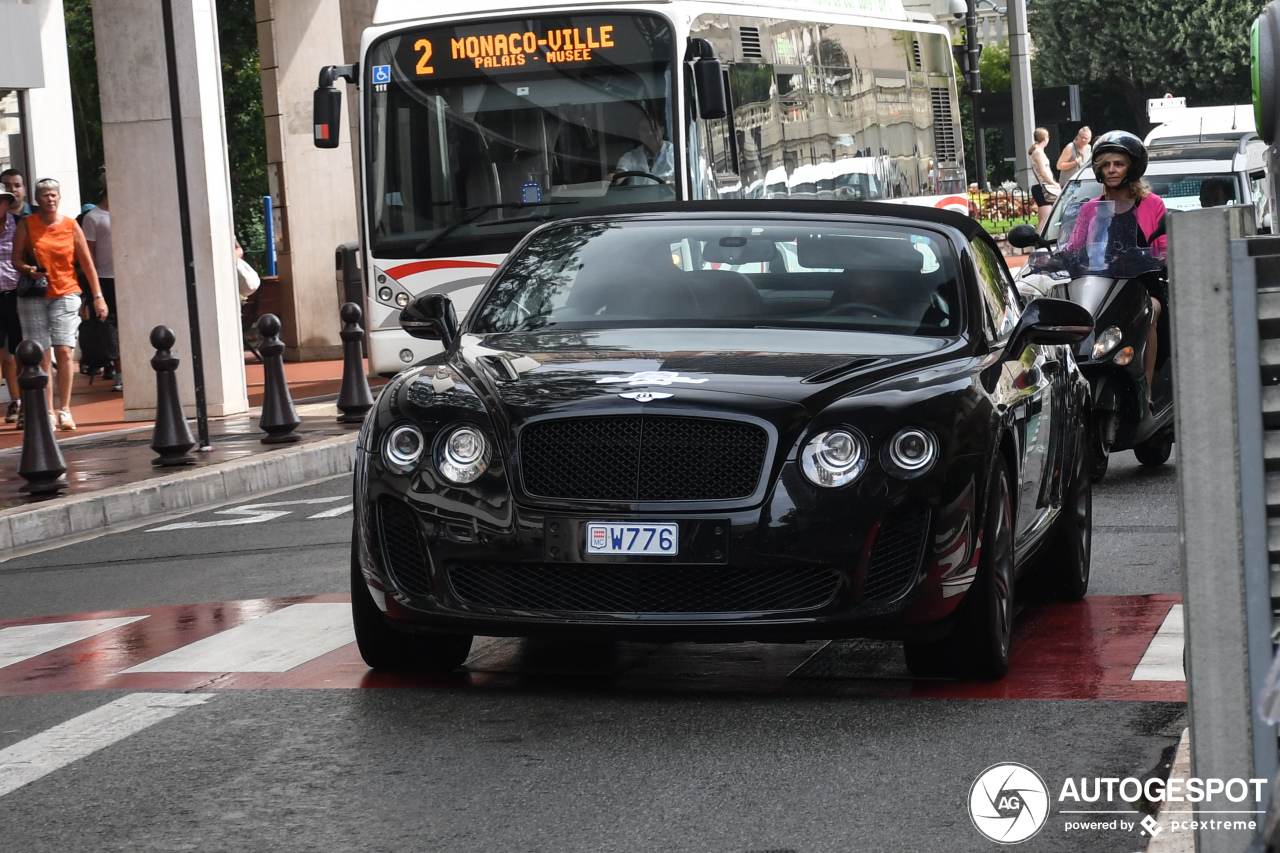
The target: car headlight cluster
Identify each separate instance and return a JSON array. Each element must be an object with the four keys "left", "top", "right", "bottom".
[
  {"left": 800, "top": 426, "right": 939, "bottom": 487},
  {"left": 380, "top": 422, "right": 492, "bottom": 484},
  {"left": 1091, "top": 325, "right": 1123, "bottom": 360},
  {"left": 881, "top": 427, "right": 939, "bottom": 479},
  {"left": 435, "top": 425, "right": 491, "bottom": 484},
  {"left": 800, "top": 429, "right": 868, "bottom": 487},
  {"left": 382, "top": 424, "right": 426, "bottom": 474}
]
